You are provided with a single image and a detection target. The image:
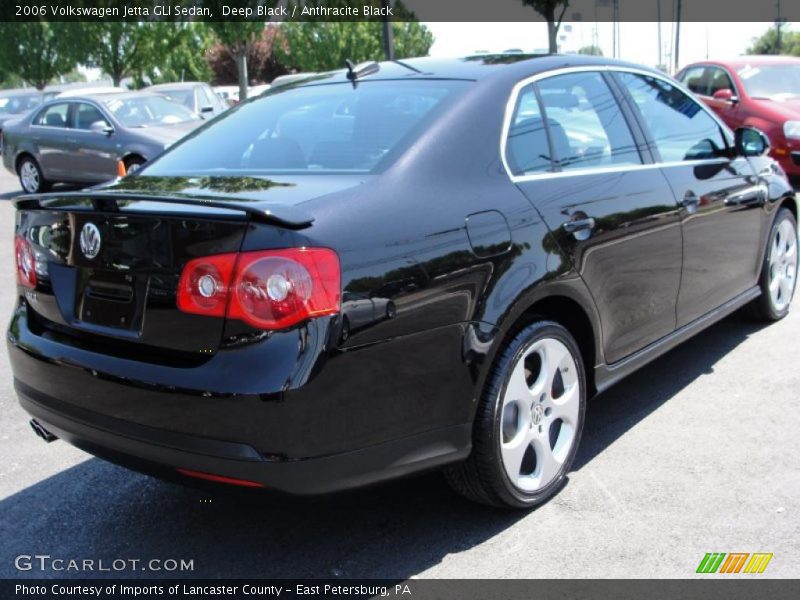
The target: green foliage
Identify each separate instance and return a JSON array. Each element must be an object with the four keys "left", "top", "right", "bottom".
[
  {"left": 746, "top": 26, "right": 800, "bottom": 56},
  {"left": 0, "top": 22, "right": 87, "bottom": 90},
  {"left": 578, "top": 45, "right": 603, "bottom": 56},
  {"left": 276, "top": 21, "right": 434, "bottom": 73},
  {"left": 83, "top": 23, "right": 160, "bottom": 87},
  {"left": 142, "top": 23, "right": 214, "bottom": 85}
]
